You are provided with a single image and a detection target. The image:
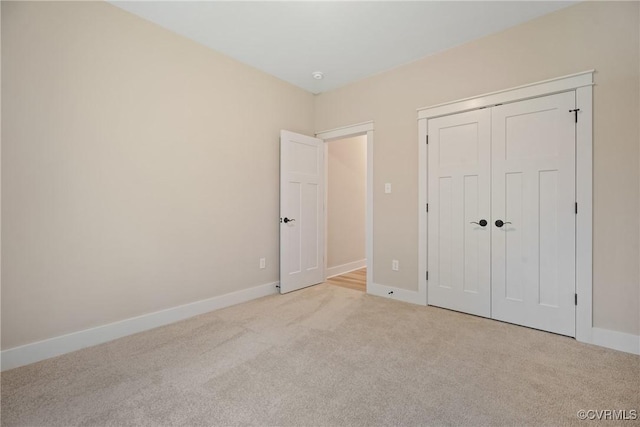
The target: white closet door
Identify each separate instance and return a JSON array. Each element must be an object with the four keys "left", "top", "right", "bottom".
[
  {"left": 491, "top": 92, "right": 576, "bottom": 336},
  {"left": 428, "top": 109, "right": 491, "bottom": 317}
]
